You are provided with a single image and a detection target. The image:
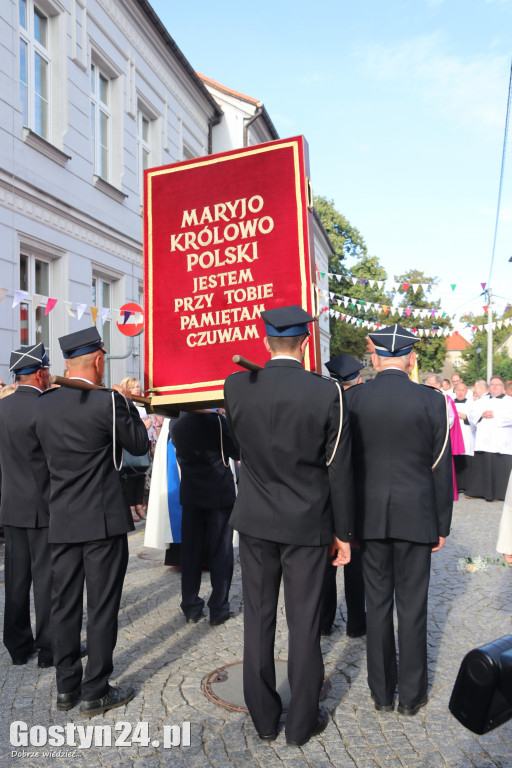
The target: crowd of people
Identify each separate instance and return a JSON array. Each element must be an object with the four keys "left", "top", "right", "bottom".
[{"left": 1, "top": 314, "right": 511, "bottom": 747}]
